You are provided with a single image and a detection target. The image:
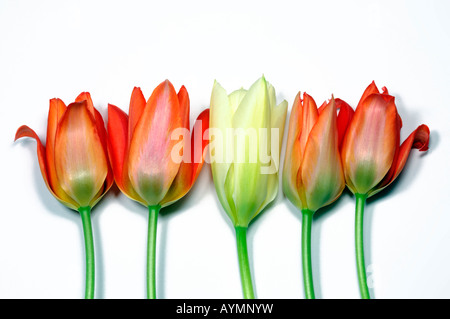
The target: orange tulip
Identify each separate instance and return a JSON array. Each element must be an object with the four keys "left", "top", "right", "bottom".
[
  {"left": 282, "top": 92, "right": 354, "bottom": 299},
  {"left": 15, "top": 93, "right": 113, "bottom": 209},
  {"left": 15, "top": 92, "right": 113, "bottom": 299},
  {"left": 341, "top": 82, "right": 430, "bottom": 197},
  {"left": 107, "top": 80, "right": 209, "bottom": 299},
  {"left": 107, "top": 80, "right": 210, "bottom": 208},
  {"left": 283, "top": 93, "right": 354, "bottom": 212}
]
